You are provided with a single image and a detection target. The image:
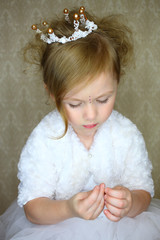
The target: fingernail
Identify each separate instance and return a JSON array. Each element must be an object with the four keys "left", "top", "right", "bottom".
[{"left": 100, "top": 183, "right": 104, "bottom": 189}]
